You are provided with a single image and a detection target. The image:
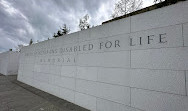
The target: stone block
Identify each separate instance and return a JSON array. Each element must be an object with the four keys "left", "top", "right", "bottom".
[
  {"left": 76, "top": 79, "right": 130, "bottom": 105},
  {"left": 90, "top": 23, "right": 109, "bottom": 39},
  {"left": 101, "top": 51, "right": 130, "bottom": 68},
  {"left": 61, "top": 66, "right": 76, "bottom": 78},
  {"left": 47, "top": 84, "right": 60, "bottom": 97},
  {"left": 131, "top": 47, "right": 188, "bottom": 70},
  {"left": 78, "top": 28, "right": 91, "bottom": 42},
  {"left": 78, "top": 51, "right": 130, "bottom": 68},
  {"left": 33, "top": 72, "right": 49, "bottom": 83},
  {"left": 24, "top": 63, "right": 34, "bottom": 72},
  {"left": 186, "top": 71, "right": 188, "bottom": 96},
  {"left": 183, "top": 22, "right": 188, "bottom": 46},
  {"left": 40, "top": 65, "right": 50, "bottom": 74},
  {"left": 97, "top": 82, "right": 130, "bottom": 105},
  {"left": 59, "top": 32, "right": 79, "bottom": 46},
  {"left": 130, "top": 24, "right": 183, "bottom": 50},
  {"left": 75, "top": 92, "right": 97, "bottom": 111},
  {"left": 59, "top": 76, "right": 75, "bottom": 90},
  {"left": 97, "top": 98, "right": 141, "bottom": 111},
  {"left": 131, "top": 1, "right": 188, "bottom": 32},
  {"left": 108, "top": 17, "right": 131, "bottom": 36},
  {"left": 98, "top": 67, "right": 130, "bottom": 86},
  {"left": 131, "top": 88, "right": 188, "bottom": 111},
  {"left": 76, "top": 79, "right": 98, "bottom": 96},
  {"left": 23, "top": 71, "right": 34, "bottom": 79},
  {"left": 59, "top": 87, "right": 75, "bottom": 103},
  {"left": 77, "top": 66, "right": 98, "bottom": 81},
  {"left": 130, "top": 69, "right": 186, "bottom": 95},
  {"left": 50, "top": 75, "right": 75, "bottom": 90},
  {"left": 77, "top": 53, "right": 102, "bottom": 66},
  {"left": 50, "top": 65, "right": 61, "bottom": 76}
]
